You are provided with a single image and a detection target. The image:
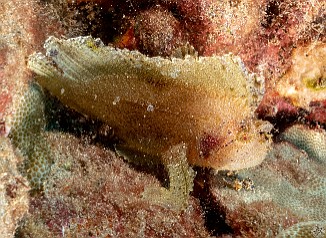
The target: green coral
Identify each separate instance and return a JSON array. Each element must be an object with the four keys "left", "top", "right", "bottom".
[{"left": 9, "top": 83, "right": 53, "bottom": 191}]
